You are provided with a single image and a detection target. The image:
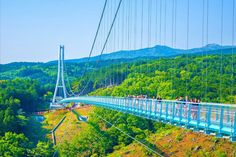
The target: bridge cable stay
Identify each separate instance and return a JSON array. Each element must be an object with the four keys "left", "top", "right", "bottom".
[
  {"left": 145, "top": 0, "right": 152, "bottom": 98},
  {"left": 115, "top": 0, "right": 119, "bottom": 87},
  {"left": 231, "top": 0, "right": 235, "bottom": 104},
  {"left": 77, "top": 0, "right": 108, "bottom": 85},
  {"left": 205, "top": 0, "right": 209, "bottom": 101},
  {"left": 60, "top": 48, "right": 76, "bottom": 97},
  {"left": 163, "top": 0, "right": 167, "bottom": 46},
  {"left": 78, "top": 0, "right": 123, "bottom": 96},
  {"left": 116, "top": 0, "right": 122, "bottom": 86},
  {"left": 159, "top": 0, "right": 162, "bottom": 46},
  {"left": 124, "top": 0, "right": 128, "bottom": 90},
  {"left": 112, "top": 1, "right": 116, "bottom": 86},
  {"left": 126, "top": 0, "right": 130, "bottom": 91},
  {"left": 135, "top": 0, "right": 140, "bottom": 80},
  {"left": 109, "top": 0, "right": 113, "bottom": 86},
  {"left": 201, "top": 0, "right": 205, "bottom": 100},
  {"left": 204, "top": 0, "right": 210, "bottom": 131},
  {"left": 120, "top": 0, "right": 125, "bottom": 85},
  {"left": 134, "top": 0, "right": 137, "bottom": 50},
  {"left": 156, "top": 0, "right": 163, "bottom": 97},
  {"left": 139, "top": 0, "right": 144, "bottom": 96},
  {"left": 171, "top": 0, "right": 175, "bottom": 99},
  {"left": 174, "top": 0, "right": 177, "bottom": 98},
  {"left": 185, "top": 0, "right": 190, "bottom": 97},
  {"left": 155, "top": 0, "right": 158, "bottom": 46},
  {"left": 220, "top": 0, "right": 224, "bottom": 103},
  {"left": 64, "top": 60, "right": 76, "bottom": 96},
  {"left": 113, "top": 1, "right": 116, "bottom": 86},
  {"left": 144, "top": 0, "right": 148, "bottom": 97},
  {"left": 154, "top": 0, "right": 158, "bottom": 77},
  {"left": 94, "top": 113, "right": 164, "bottom": 157},
  {"left": 231, "top": 0, "right": 235, "bottom": 136},
  {"left": 57, "top": 0, "right": 108, "bottom": 96},
  {"left": 115, "top": 0, "right": 120, "bottom": 86}
]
